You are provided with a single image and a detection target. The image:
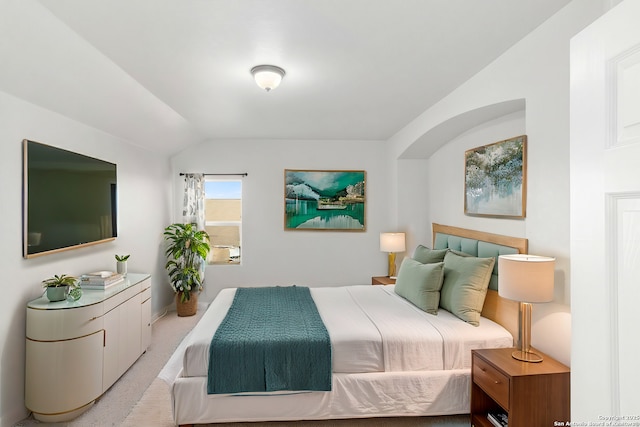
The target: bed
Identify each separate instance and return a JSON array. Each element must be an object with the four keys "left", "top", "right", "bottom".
[{"left": 162, "top": 223, "right": 527, "bottom": 426}]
